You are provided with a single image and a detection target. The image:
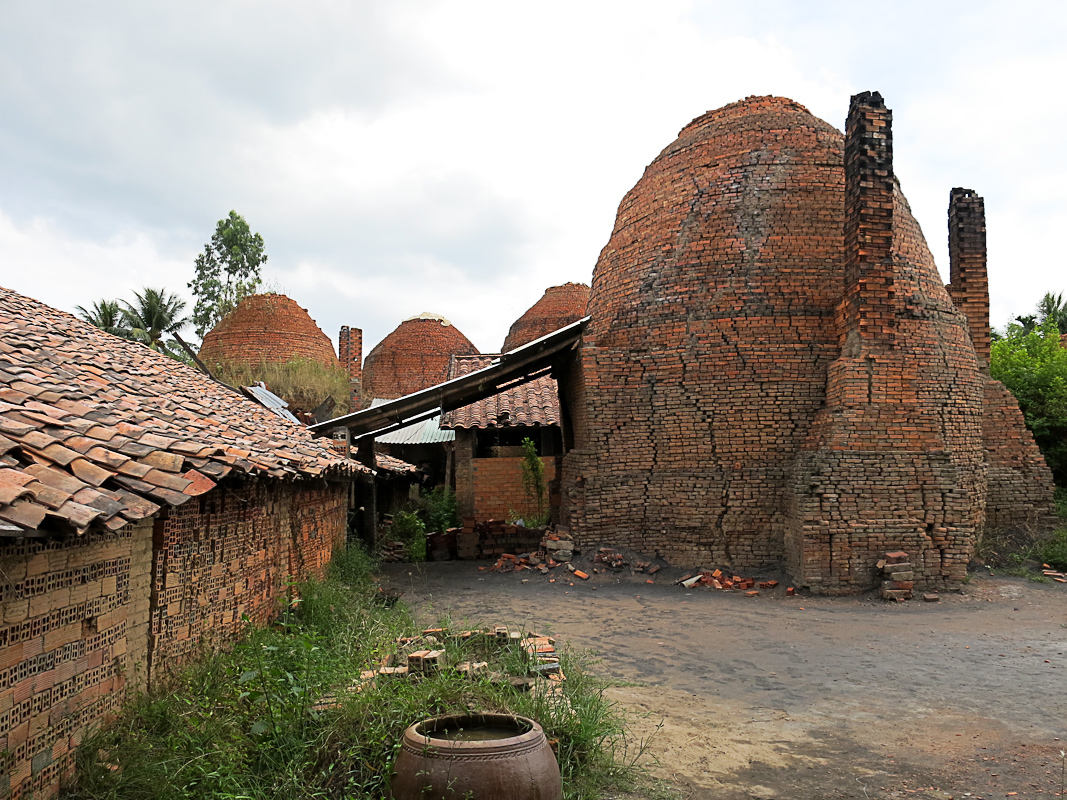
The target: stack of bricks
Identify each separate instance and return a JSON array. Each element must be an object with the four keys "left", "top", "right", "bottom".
[
  {"left": 197, "top": 293, "right": 340, "bottom": 372},
  {"left": 456, "top": 523, "right": 479, "bottom": 560},
  {"left": 361, "top": 315, "right": 479, "bottom": 401},
  {"left": 541, "top": 527, "right": 573, "bottom": 562},
  {"left": 471, "top": 520, "right": 544, "bottom": 559},
  {"left": 556, "top": 91, "right": 1051, "bottom": 595},
  {"left": 879, "top": 551, "right": 914, "bottom": 602},
  {"left": 337, "top": 325, "right": 363, "bottom": 411}
]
